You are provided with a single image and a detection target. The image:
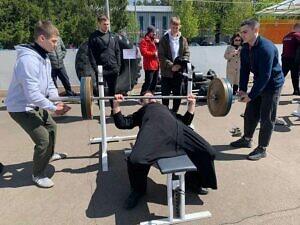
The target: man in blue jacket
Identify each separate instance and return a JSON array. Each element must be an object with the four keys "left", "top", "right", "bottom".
[{"left": 230, "top": 19, "right": 284, "bottom": 160}]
